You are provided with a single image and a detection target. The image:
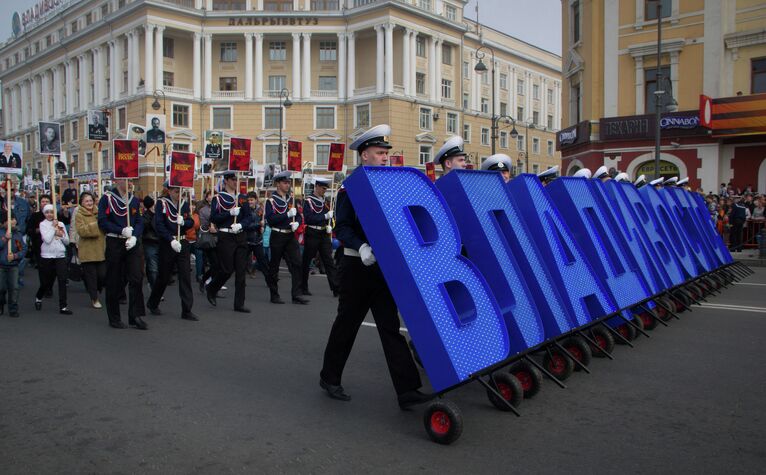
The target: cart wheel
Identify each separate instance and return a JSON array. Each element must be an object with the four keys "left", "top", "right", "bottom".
[
  {"left": 408, "top": 339, "right": 423, "bottom": 369},
  {"left": 542, "top": 348, "right": 574, "bottom": 380},
  {"left": 638, "top": 310, "right": 658, "bottom": 331},
  {"left": 508, "top": 360, "right": 543, "bottom": 398},
  {"left": 615, "top": 321, "right": 637, "bottom": 343},
  {"left": 486, "top": 372, "right": 523, "bottom": 411},
  {"left": 423, "top": 400, "right": 463, "bottom": 445},
  {"left": 654, "top": 297, "right": 672, "bottom": 322},
  {"left": 589, "top": 326, "right": 615, "bottom": 357},
  {"left": 563, "top": 336, "right": 592, "bottom": 371},
  {"left": 672, "top": 291, "right": 690, "bottom": 312}
]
